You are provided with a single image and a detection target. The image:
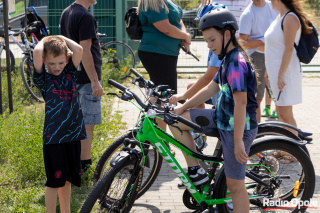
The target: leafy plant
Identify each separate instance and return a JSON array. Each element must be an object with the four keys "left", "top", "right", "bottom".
[{"left": 101, "top": 47, "right": 134, "bottom": 83}]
